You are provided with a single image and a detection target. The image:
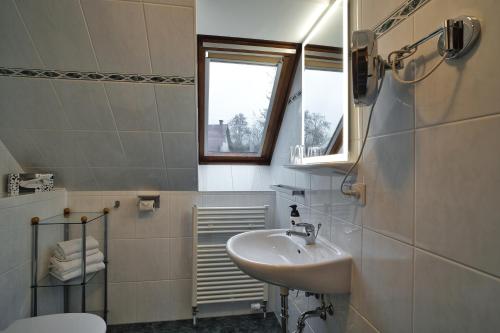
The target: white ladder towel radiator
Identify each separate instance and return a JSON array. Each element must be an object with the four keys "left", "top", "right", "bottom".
[{"left": 192, "top": 205, "right": 269, "bottom": 325}]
